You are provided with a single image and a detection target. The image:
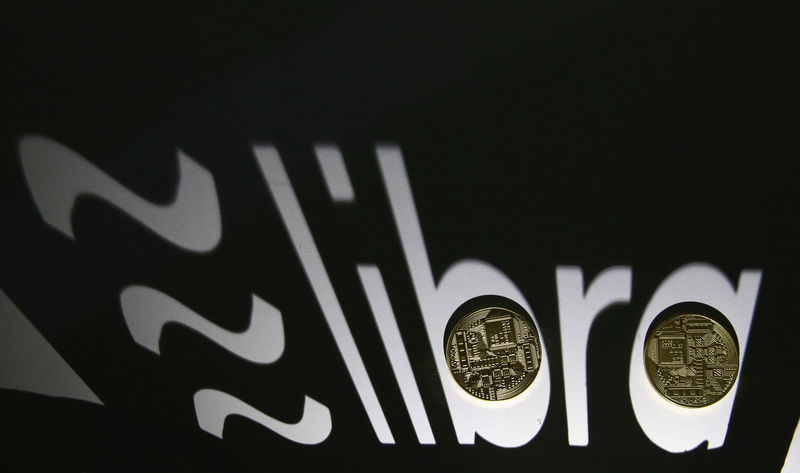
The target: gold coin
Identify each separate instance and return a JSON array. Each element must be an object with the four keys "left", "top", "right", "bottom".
[
  {"left": 644, "top": 312, "right": 739, "bottom": 407},
  {"left": 445, "top": 306, "right": 541, "bottom": 401}
]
